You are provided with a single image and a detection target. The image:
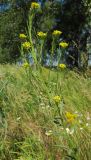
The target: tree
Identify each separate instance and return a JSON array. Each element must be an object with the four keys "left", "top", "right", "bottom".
[
  {"left": 52, "top": 0, "right": 91, "bottom": 68},
  {"left": 0, "top": 0, "right": 33, "bottom": 63},
  {"left": 0, "top": 7, "right": 26, "bottom": 63},
  {"left": 0, "top": 0, "right": 91, "bottom": 66}
]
